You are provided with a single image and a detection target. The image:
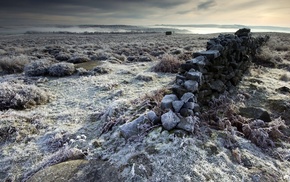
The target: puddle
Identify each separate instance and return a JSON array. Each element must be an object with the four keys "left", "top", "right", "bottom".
[{"left": 75, "top": 61, "right": 102, "bottom": 70}]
